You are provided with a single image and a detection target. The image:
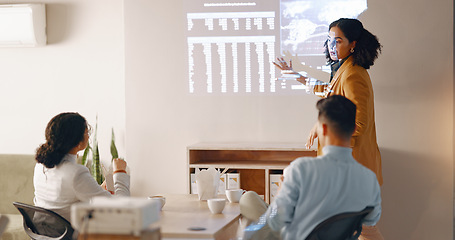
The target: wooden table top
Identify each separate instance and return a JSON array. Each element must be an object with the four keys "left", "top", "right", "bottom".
[{"left": 152, "top": 194, "right": 240, "bottom": 239}]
